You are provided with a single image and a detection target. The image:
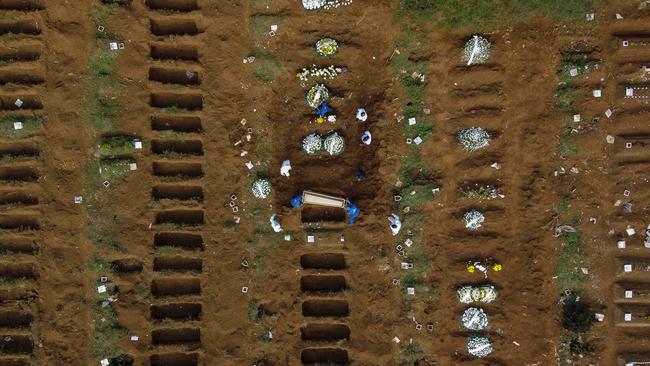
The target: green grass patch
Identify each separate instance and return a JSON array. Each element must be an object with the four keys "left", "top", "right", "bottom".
[
  {"left": 422, "top": 0, "right": 597, "bottom": 30},
  {"left": 402, "top": 341, "right": 425, "bottom": 363},
  {"left": 249, "top": 14, "right": 285, "bottom": 37},
  {"left": 557, "top": 59, "right": 600, "bottom": 83},
  {"left": 99, "top": 158, "right": 134, "bottom": 182},
  {"left": 554, "top": 83, "right": 579, "bottom": 113},
  {"left": 0, "top": 114, "right": 43, "bottom": 139},
  {"left": 554, "top": 195, "right": 571, "bottom": 214},
  {"left": 99, "top": 135, "right": 138, "bottom": 156},
  {"left": 92, "top": 303, "right": 126, "bottom": 360},
  {"left": 556, "top": 216, "right": 587, "bottom": 292},
  {"left": 396, "top": 154, "right": 438, "bottom": 210},
  {"left": 84, "top": 14, "right": 121, "bottom": 132},
  {"left": 556, "top": 140, "right": 579, "bottom": 158},
  {"left": 249, "top": 48, "right": 283, "bottom": 84},
  {"left": 83, "top": 159, "right": 123, "bottom": 251},
  {"left": 161, "top": 105, "right": 179, "bottom": 114},
  {"left": 246, "top": 207, "right": 284, "bottom": 278},
  {"left": 91, "top": 256, "right": 112, "bottom": 272}
]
